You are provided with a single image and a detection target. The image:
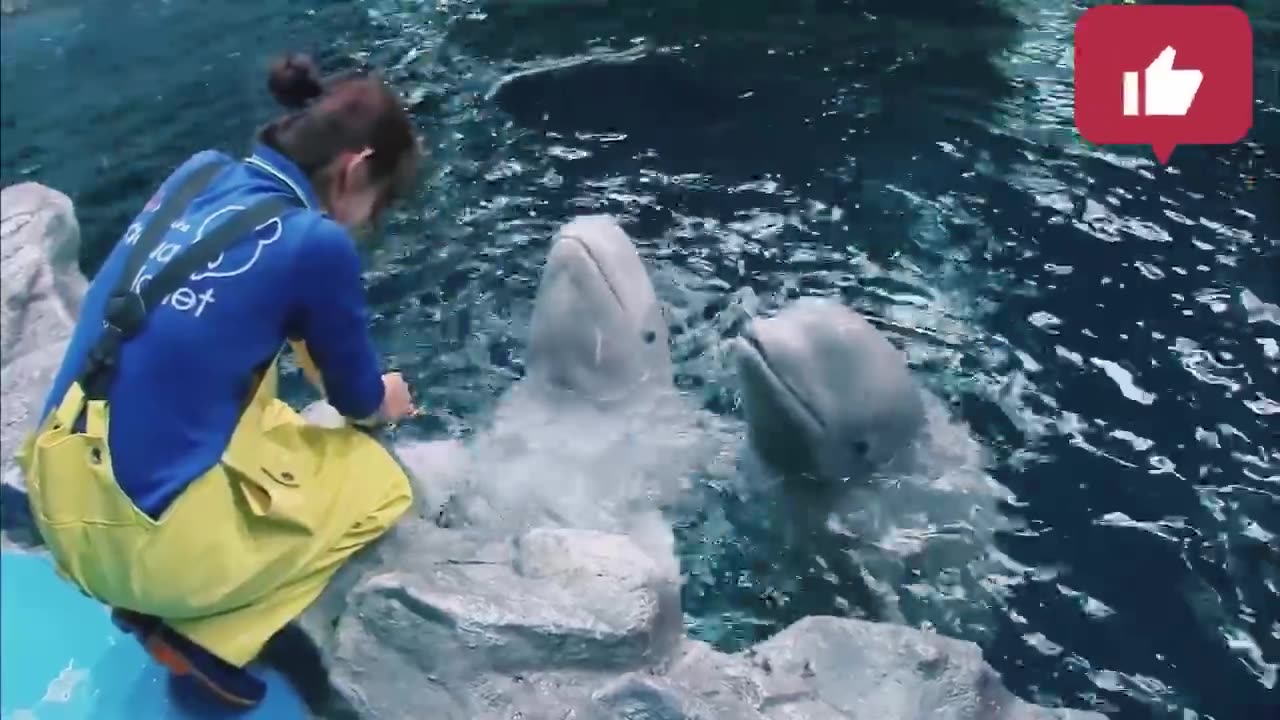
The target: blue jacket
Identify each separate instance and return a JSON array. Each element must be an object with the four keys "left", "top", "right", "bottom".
[{"left": 39, "top": 143, "right": 386, "bottom": 518}]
